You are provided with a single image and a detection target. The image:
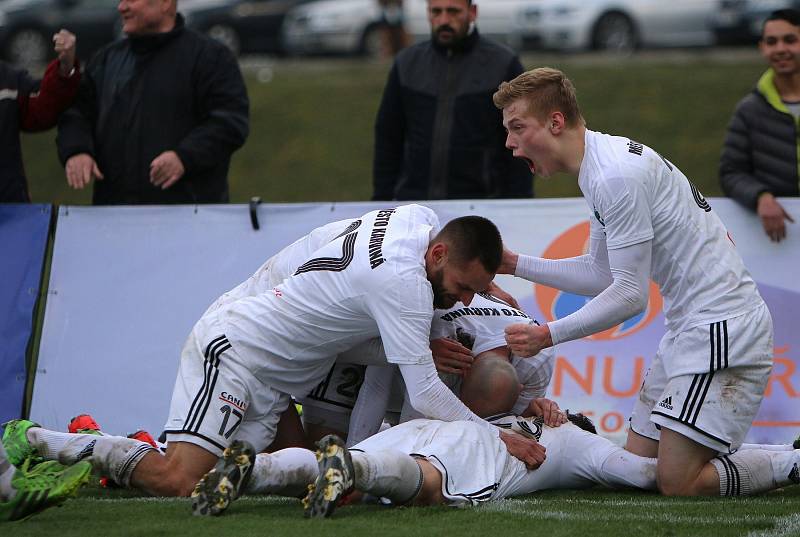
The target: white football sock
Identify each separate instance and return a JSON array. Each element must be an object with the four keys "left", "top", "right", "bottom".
[
  {"left": 350, "top": 449, "right": 422, "bottom": 504},
  {"left": 245, "top": 448, "right": 317, "bottom": 497},
  {"left": 710, "top": 449, "right": 800, "bottom": 496},
  {"left": 737, "top": 443, "right": 793, "bottom": 452},
  {"left": 598, "top": 447, "right": 658, "bottom": 490},
  {"left": 0, "top": 447, "right": 15, "bottom": 501},
  {"left": 28, "top": 428, "right": 155, "bottom": 487}
]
